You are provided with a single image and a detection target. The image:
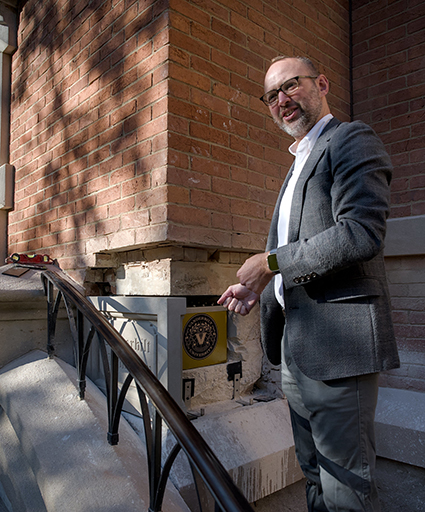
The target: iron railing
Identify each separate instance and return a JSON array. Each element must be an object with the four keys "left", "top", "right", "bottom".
[{"left": 41, "top": 266, "right": 254, "bottom": 512}]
